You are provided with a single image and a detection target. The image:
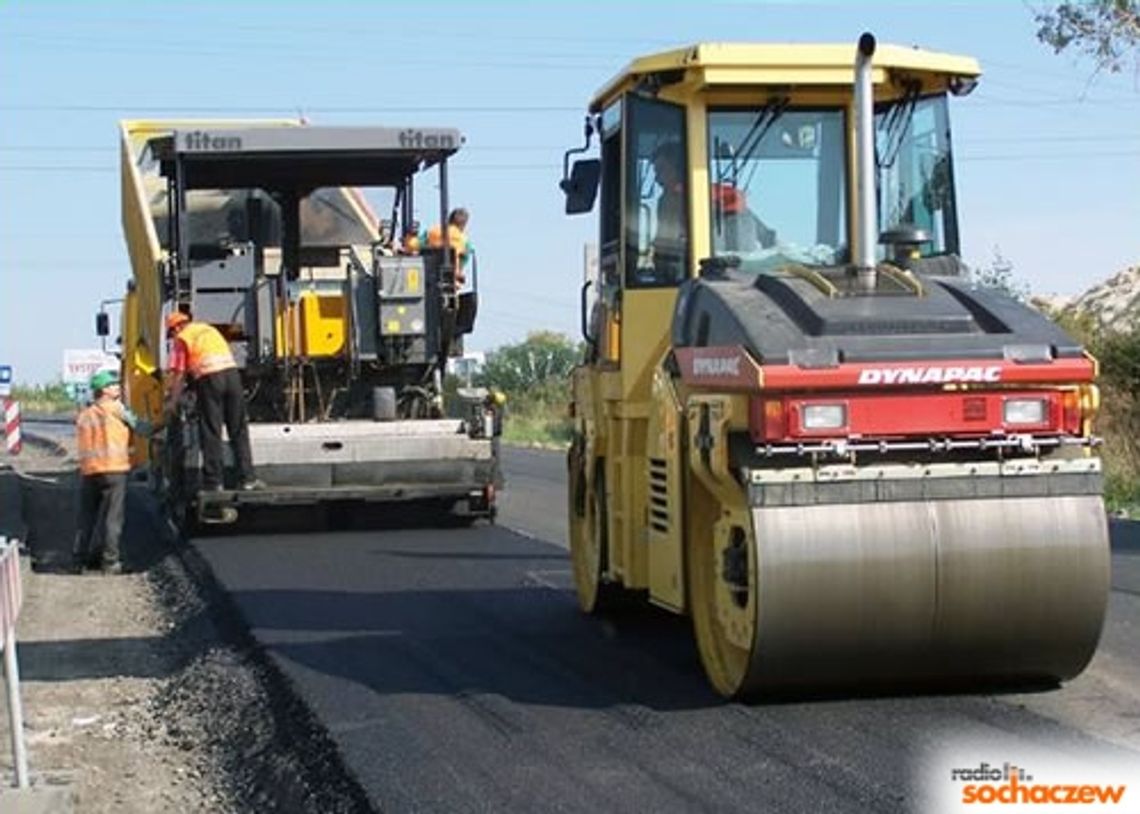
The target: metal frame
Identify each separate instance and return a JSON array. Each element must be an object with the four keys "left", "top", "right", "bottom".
[{"left": 752, "top": 433, "right": 1099, "bottom": 459}]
